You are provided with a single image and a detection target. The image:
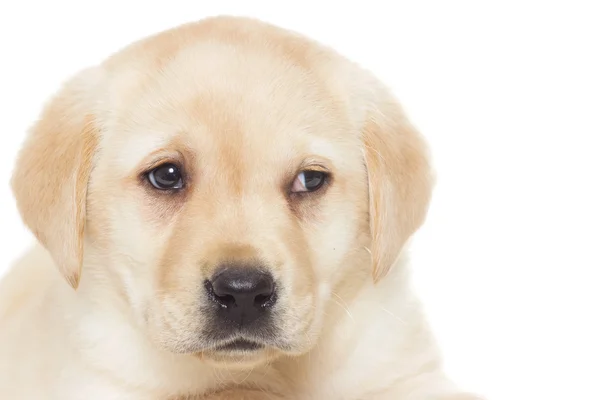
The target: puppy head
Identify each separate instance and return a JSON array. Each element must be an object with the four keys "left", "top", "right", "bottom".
[{"left": 11, "top": 17, "right": 432, "bottom": 367}]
